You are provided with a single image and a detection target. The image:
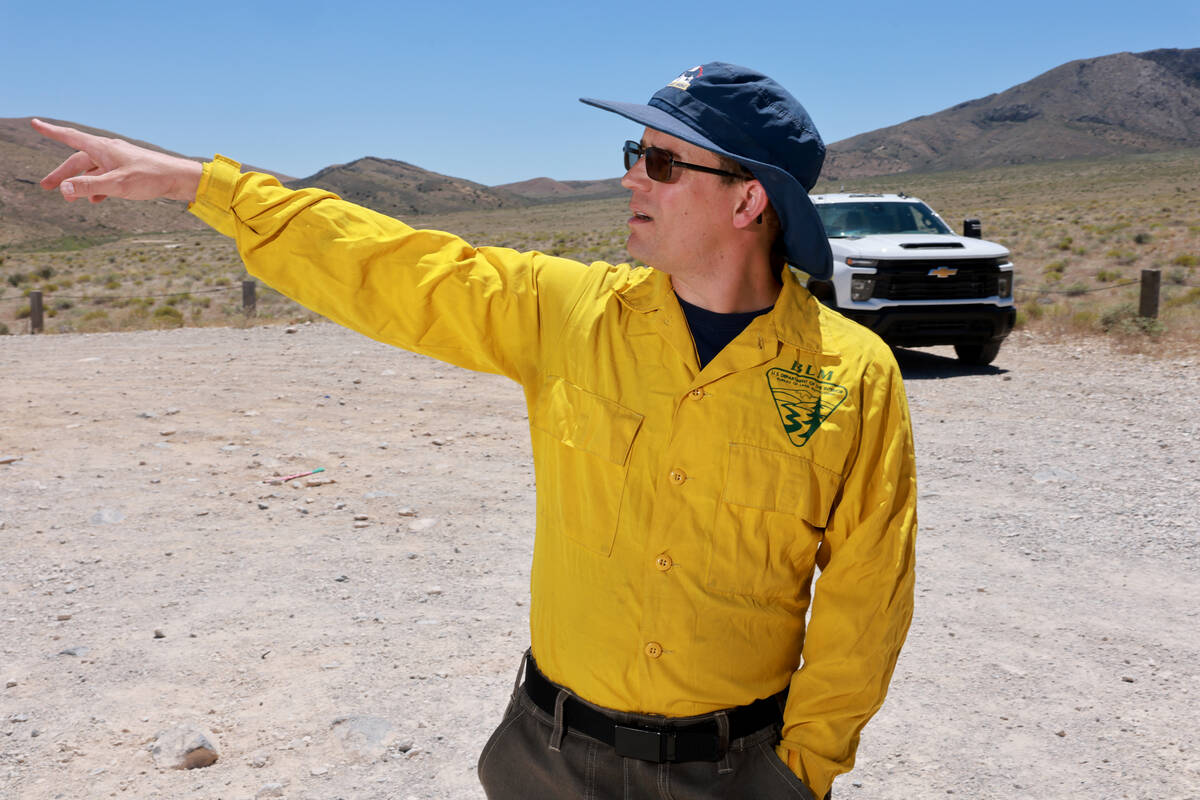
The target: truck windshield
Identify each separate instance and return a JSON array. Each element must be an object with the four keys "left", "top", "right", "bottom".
[{"left": 816, "top": 201, "right": 953, "bottom": 237}]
